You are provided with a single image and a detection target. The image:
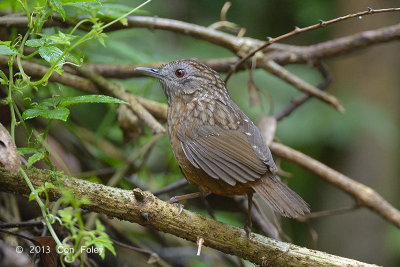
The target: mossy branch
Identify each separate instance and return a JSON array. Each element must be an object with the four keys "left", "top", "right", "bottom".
[{"left": 0, "top": 167, "right": 377, "bottom": 267}]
